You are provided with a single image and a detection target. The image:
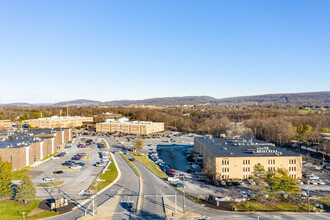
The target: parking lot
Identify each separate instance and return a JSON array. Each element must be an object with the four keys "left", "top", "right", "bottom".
[{"left": 29, "top": 137, "right": 110, "bottom": 201}]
